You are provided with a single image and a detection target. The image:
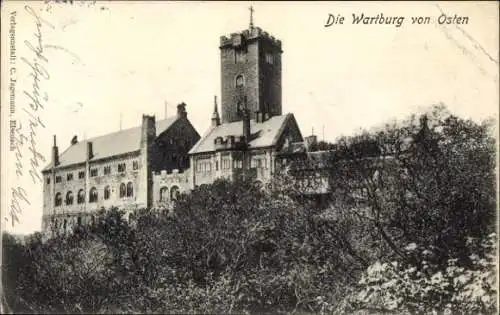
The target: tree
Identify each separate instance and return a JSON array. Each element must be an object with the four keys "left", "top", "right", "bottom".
[{"left": 326, "top": 104, "right": 496, "bottom": 263}]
